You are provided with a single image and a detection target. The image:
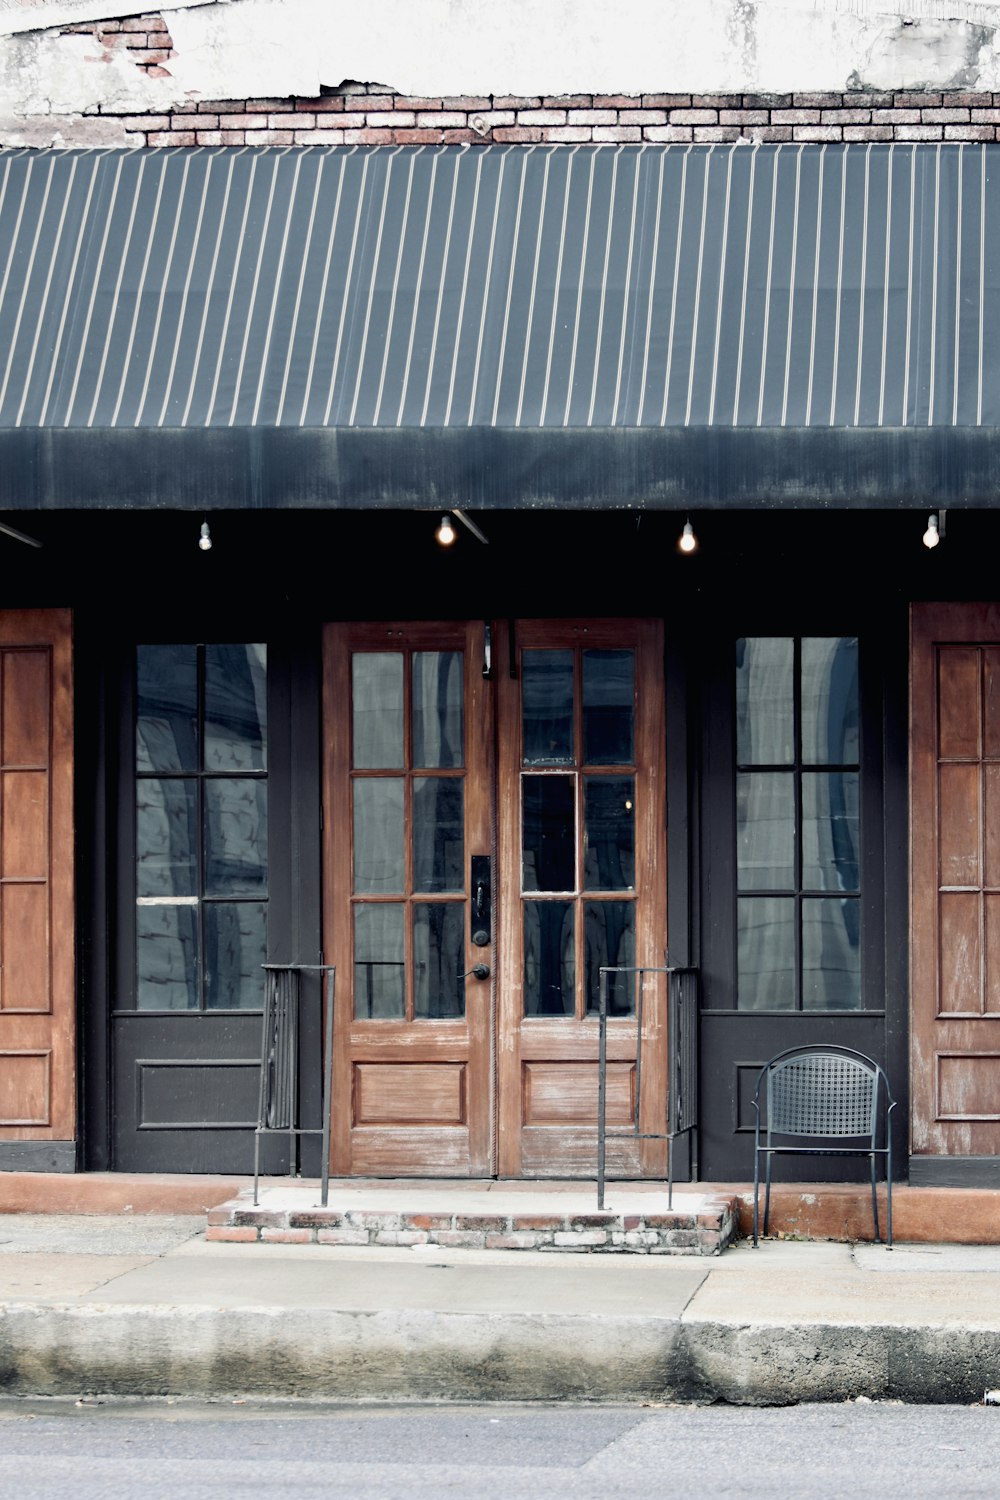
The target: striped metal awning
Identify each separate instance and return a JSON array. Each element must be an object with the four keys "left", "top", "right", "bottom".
[{"left": 0, "top": 141, "right": 997, "bottom": 510}]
